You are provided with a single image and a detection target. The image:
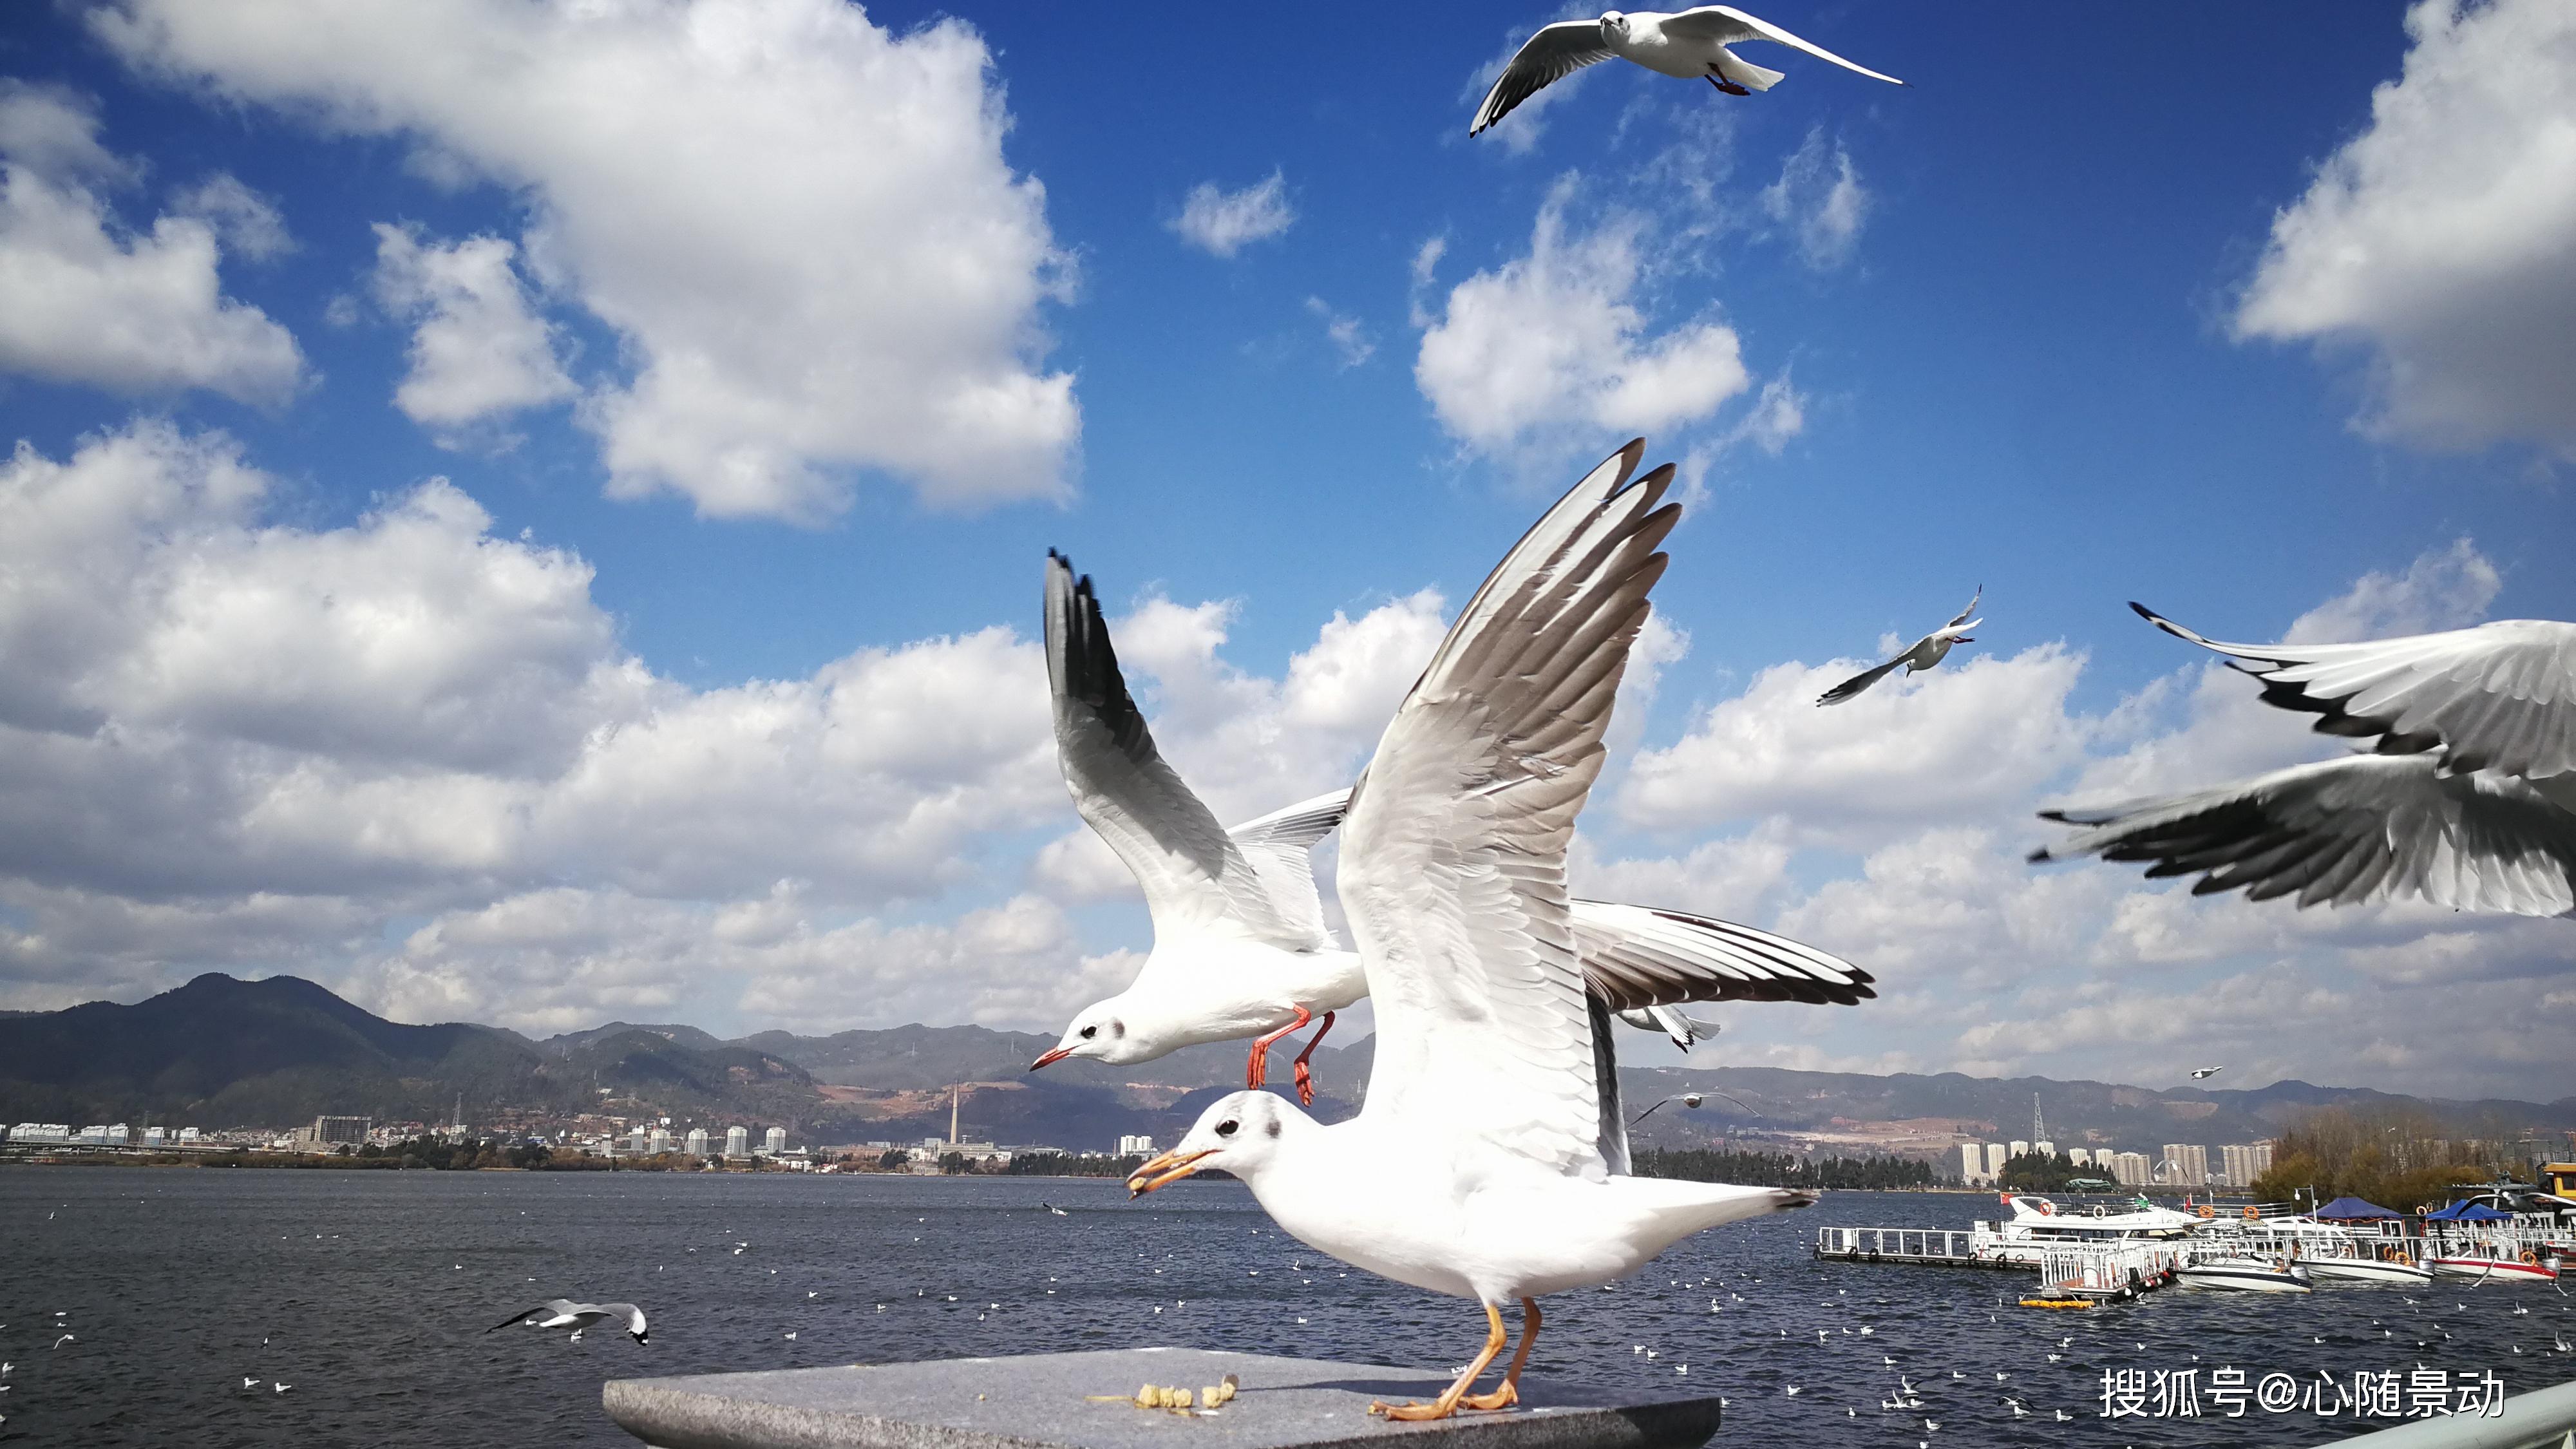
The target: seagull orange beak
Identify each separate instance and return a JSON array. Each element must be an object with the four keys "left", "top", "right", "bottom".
[
  {"left": 1029, "top": 1046, "right": 1072, "bottom": 1071},
  {"left": 1126, "top": 1148, "right": 1216, "bottom": 1197}
]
